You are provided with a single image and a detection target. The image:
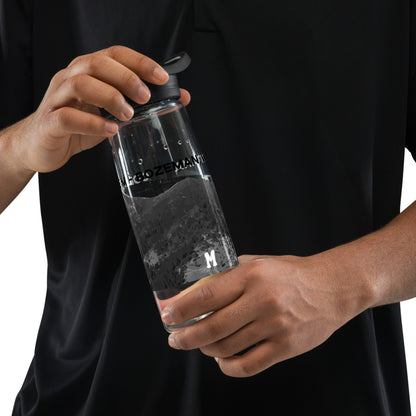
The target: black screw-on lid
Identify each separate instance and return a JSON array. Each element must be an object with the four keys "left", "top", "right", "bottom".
[{"left": 101, "top": 52, "right": 191, "bottom": 120}]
